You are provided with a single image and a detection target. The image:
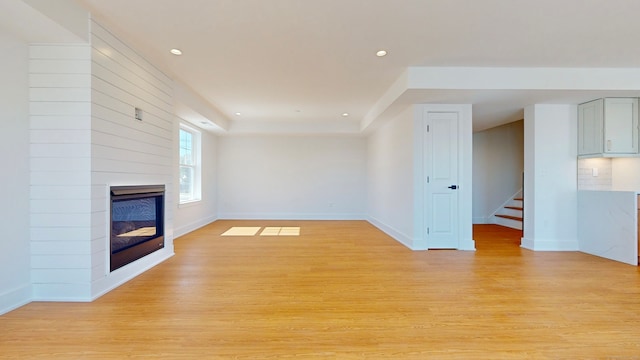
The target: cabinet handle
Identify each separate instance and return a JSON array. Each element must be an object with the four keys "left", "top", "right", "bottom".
[{"left": 607, "top": 140, "right": 612, "bottom": 151}]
